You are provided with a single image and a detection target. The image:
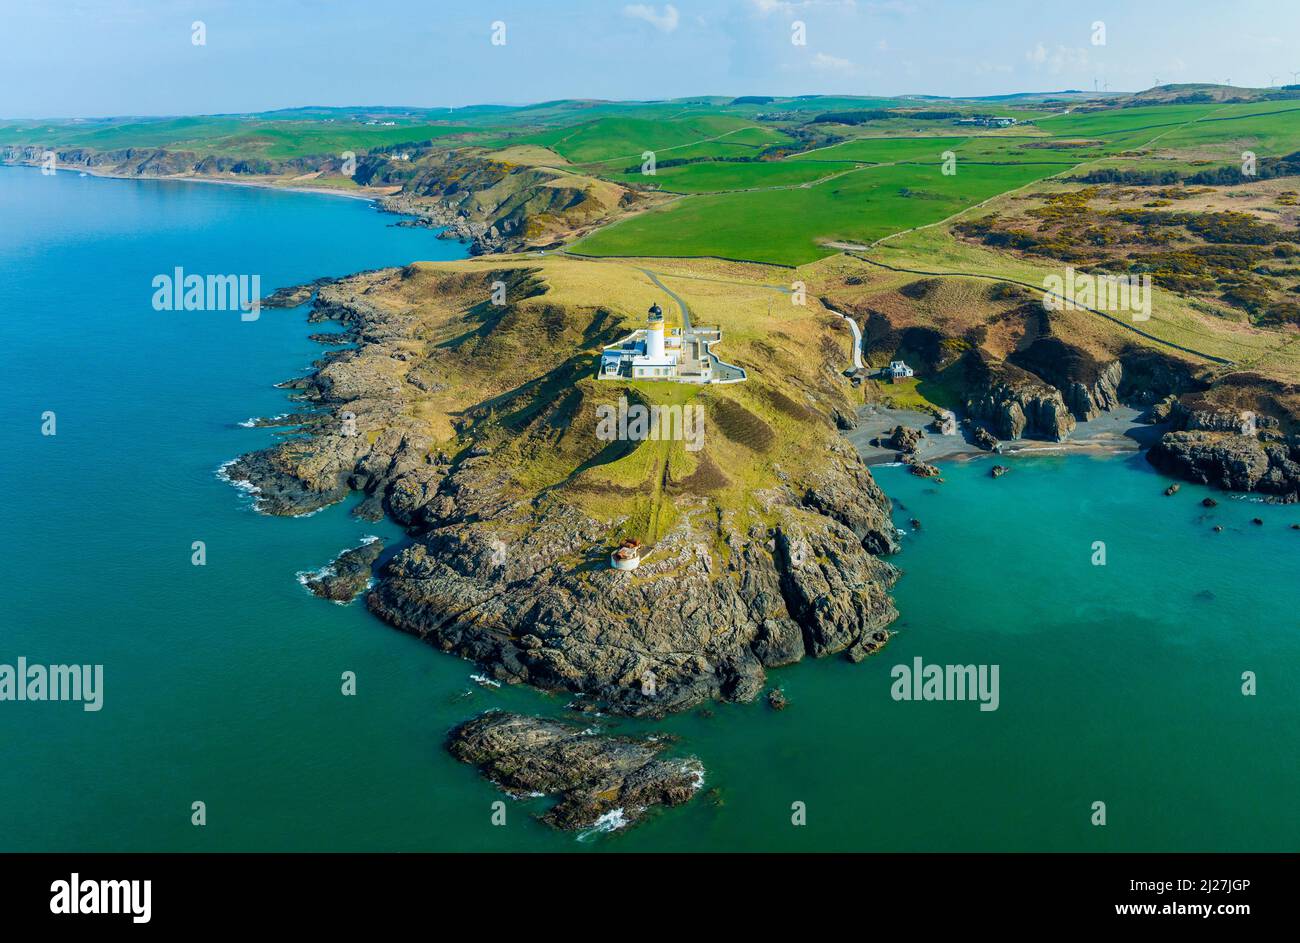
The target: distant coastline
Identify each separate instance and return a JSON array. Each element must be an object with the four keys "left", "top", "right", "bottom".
[{"left": 0, "top": 157, "right": 397, "bottom": 202}]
